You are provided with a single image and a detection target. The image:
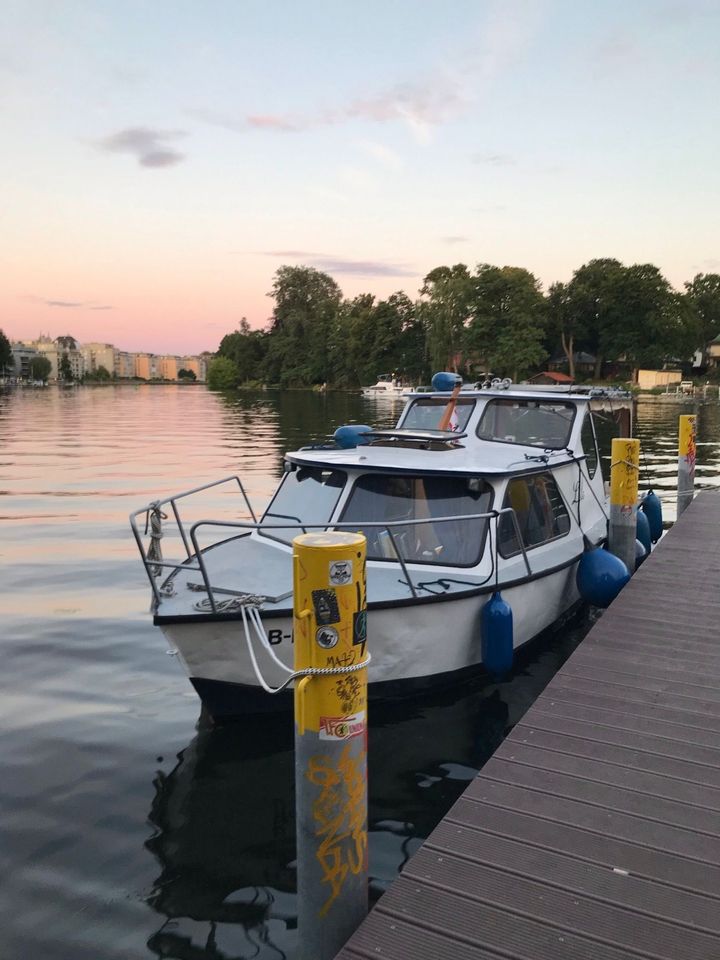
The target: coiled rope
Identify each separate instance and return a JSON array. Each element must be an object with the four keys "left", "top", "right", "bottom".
[{"left": 145, "top": 502, "right": 167, "bottom": 578}]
